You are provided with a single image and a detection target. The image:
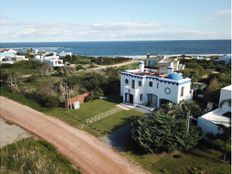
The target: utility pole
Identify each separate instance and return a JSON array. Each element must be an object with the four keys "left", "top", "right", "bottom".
[
  {"left": 64, "top": 82, "right": 68, "bottom": 110},
  {"left": 186, "top": 111, "right": 190, "bottom": 134}
]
